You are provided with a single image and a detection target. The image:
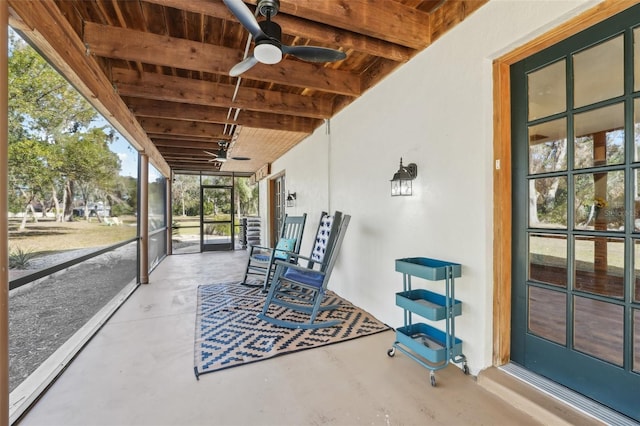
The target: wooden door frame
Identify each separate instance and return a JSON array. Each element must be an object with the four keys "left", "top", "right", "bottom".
[
  {"left": 492, "top": 0, "right": 640, "bottom": 366},
  {"left": 268, "top": 171, "right": 285, "bottom": 247}
]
